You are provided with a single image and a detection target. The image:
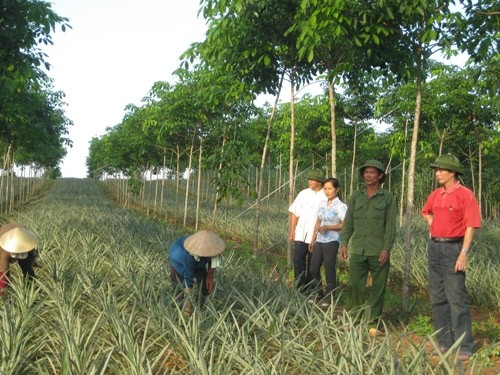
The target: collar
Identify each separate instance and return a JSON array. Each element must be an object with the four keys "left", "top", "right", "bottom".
[
  {"left": 440, "top": 181, "right": 461, "bottom": 195},
  {"left": 309, "top": 187, "right": 324, "bottom": 194},
  {"left": 363, "top": 186, "right": 381, "bottom": 196}
]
